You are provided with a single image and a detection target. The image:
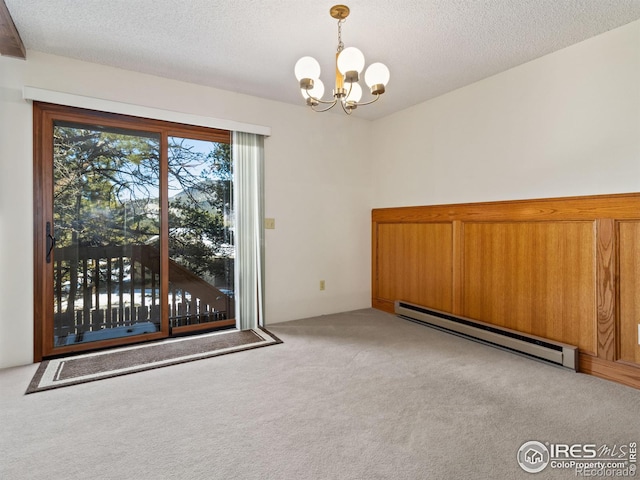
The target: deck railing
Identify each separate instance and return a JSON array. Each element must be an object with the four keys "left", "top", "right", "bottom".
[{"left": 53, "top": 245, "right": 234, "bottom": 338}]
